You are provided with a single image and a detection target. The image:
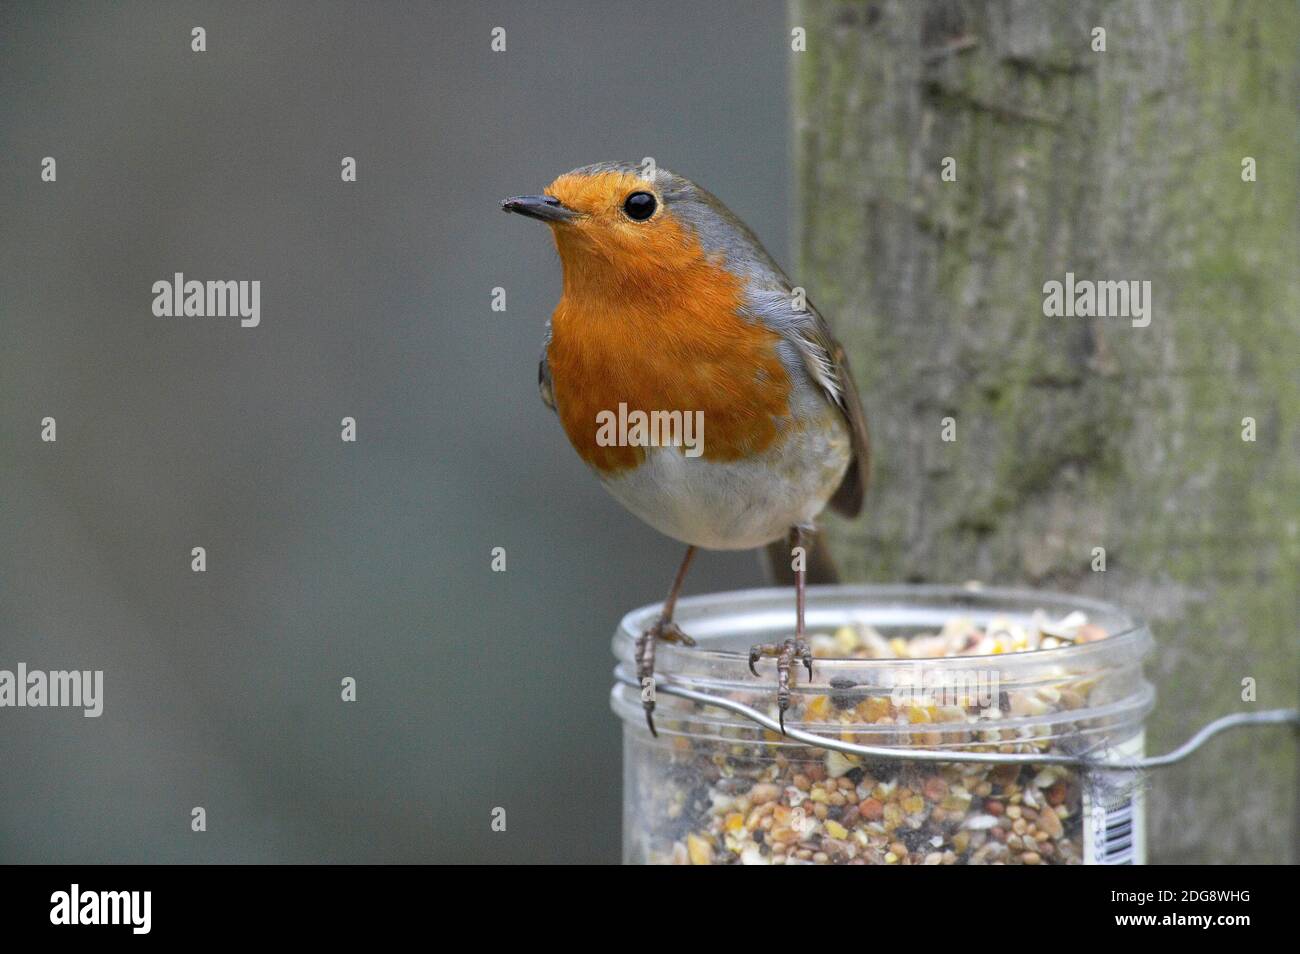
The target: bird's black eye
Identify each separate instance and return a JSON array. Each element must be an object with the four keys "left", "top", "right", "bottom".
[{"left": 623, "top": 191, "right": 657, "bottom": 221}]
